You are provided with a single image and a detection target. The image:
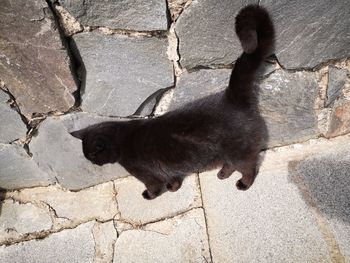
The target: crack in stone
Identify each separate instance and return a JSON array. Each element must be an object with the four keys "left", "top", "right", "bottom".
[{"left": 197, "top": 174, "right": 214, "bottom": 263}]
